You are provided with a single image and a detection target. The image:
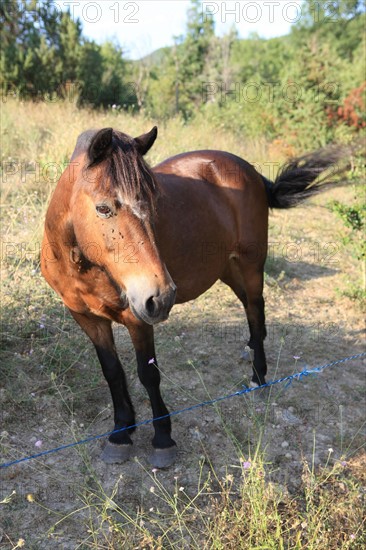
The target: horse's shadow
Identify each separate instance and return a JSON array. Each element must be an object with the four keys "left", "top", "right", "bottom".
[{"left": 265, "top": 255, "right": 339, "bottom": 282}]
